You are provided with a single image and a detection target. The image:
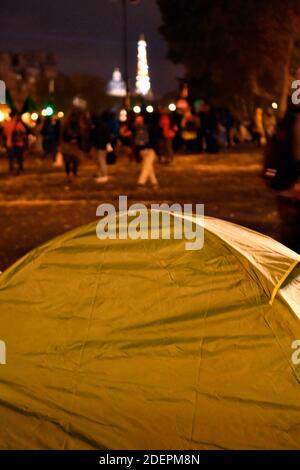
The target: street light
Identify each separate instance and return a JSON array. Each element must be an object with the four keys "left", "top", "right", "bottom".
[
  {"left": 41, "top": 106, "right": 54, "bottom": 117},
  {"left": 121, "top": 0, "right": 129, "bottom": 99},
  {"left": 120, "top": 0, "right": 140, "bottom": 106},
  {"left": 168, "top": 103, "right": 176, "bottom": 112},
  {"left": 119, "top": 108, "right": 128, "bottom": 121}
]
